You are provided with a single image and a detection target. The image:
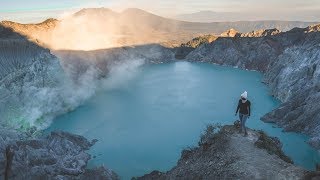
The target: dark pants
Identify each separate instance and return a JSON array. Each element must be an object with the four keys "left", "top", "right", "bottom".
[{"left": 239, "top": 113, "right": 248, "bottom": 133}]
